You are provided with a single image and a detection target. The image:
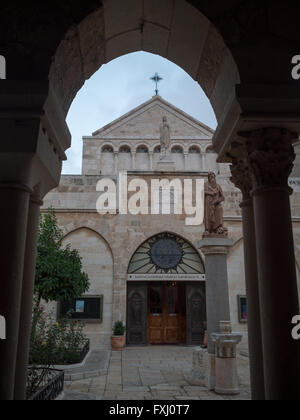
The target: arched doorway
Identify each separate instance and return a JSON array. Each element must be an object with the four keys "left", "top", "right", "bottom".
[{"left": 126, "top": 233, "right": 206, "bottom": 346}]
